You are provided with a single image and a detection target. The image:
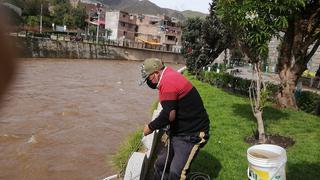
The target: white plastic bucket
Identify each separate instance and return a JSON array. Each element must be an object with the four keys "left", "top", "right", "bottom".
[{"left": 247, "top": 144, "right": 287, "bottom": 180}]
